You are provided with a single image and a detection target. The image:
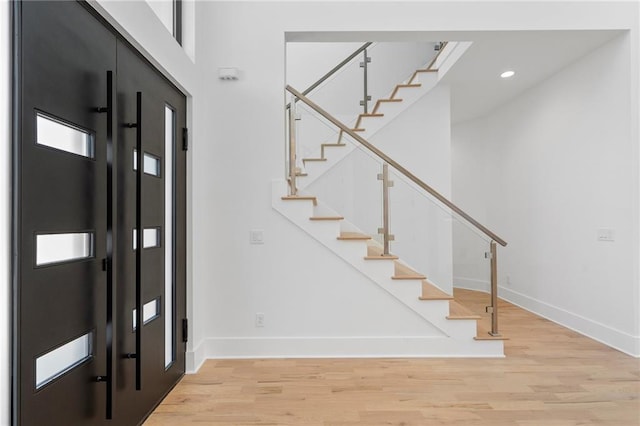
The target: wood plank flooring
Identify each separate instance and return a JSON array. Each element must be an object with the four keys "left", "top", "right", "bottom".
[{"left": 145, "top": 289, "right": 640, "bottom": 425}]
